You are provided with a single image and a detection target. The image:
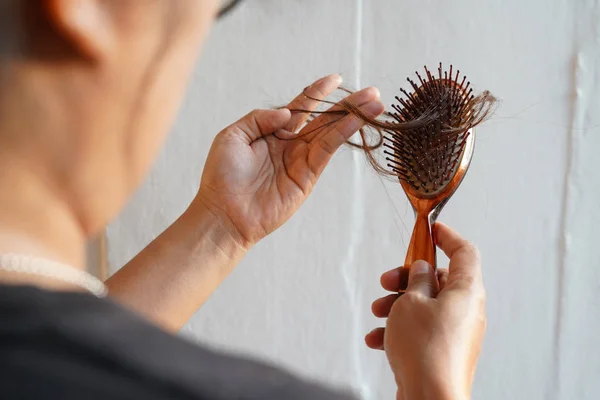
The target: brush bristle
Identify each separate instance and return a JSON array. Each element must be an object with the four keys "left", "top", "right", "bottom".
[{"left": 383, "top": 63, "right": 486, "bottom": 195}]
